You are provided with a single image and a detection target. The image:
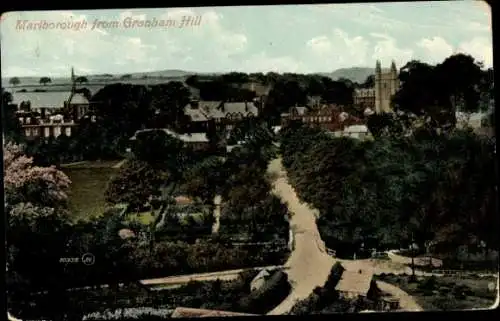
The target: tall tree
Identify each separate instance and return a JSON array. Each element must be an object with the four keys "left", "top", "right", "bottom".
[
  {"left": 9, "top": 77, "right": 20, "bottom": 86},
  {"left": 39, "top": 77, "right": 52, "bottom": 85}
]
